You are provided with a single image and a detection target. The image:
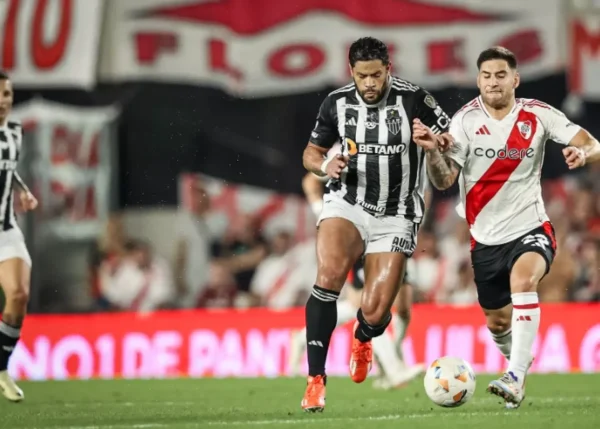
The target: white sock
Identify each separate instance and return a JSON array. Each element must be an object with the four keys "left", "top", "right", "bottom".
[
  {"left": 336, "top": 300, "right": 357, "bottom": 327},
  {"left": 507, "top": 292, "right": 540, "bottom": 383},
  {"left": 372, "top": 333, "right": 406, "bottom": 378},
  {"left": 393, "top": 314, "right": 409, "bottom": 361},
  {"left": 491, "top": 328, "right": 512, "bottom": 361}
]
